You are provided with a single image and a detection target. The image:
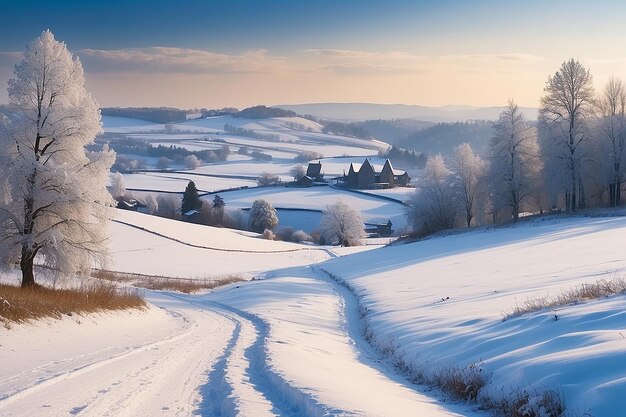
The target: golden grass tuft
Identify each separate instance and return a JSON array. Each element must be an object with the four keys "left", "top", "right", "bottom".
[
  {"left": 0, "top": 282, "right": 146, "bottom": 327},
  {"left": 503, "top": 277, "right": 626, "bottom": 320},
  {"left": 92, "top": 269, "right": 244, "bottom": 294}
]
